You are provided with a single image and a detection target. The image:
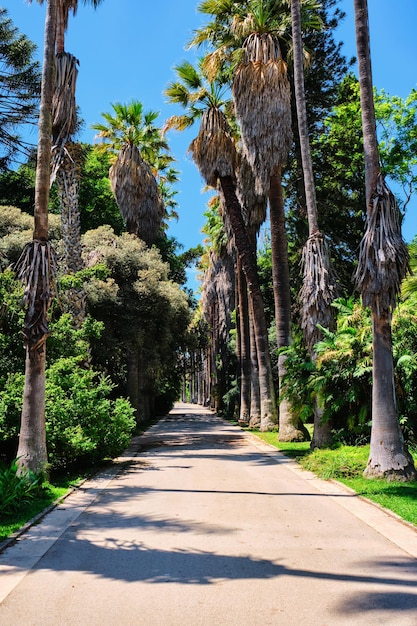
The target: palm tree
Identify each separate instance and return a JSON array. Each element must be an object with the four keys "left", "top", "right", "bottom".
[
  {"left": 29, "top": 0, "right": 104, "bottom": 169},
  {"left": 14, "top": 0, "right": 57, "bottom": 475},
  {"left": 192, "top": 0, "right": 319, "bottom": 440},
  {"left": 353, "top": 0, "right": 416, "bottom": 480},
  {"left": 291, "top": 0, "right": 337, "bottom": 448},
  {"left": 165, "top": 60, "right": 278, "bottom": 429},
  {"left": 201, "top": 195, "right": 237, "bottom": 414},
  {"left": 231, "top": 1, "right": 303, "bottom": 441},
  {"left": 31, "top": 1, "right": 104, "bottom": 327},
  {"left": 92, "top": 101, "right": 171, "bottom": 422},
  {"left": 92, "top": 101, "right": 167, "bottom": 246}
]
